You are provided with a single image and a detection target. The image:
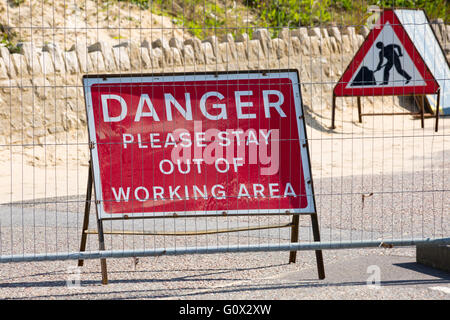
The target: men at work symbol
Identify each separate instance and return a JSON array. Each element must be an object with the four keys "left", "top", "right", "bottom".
[
  {"left": 375, "top": 42, "right": 411, "bottom": 85},
  {"left": 351, "top": 42, "right": 412, "bottom": 87}
]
